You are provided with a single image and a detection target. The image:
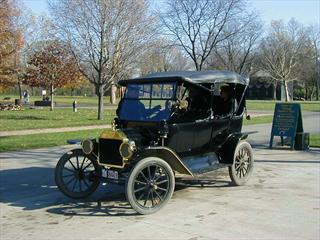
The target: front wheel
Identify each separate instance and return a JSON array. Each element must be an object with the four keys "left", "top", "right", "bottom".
[
  {"left": 55, "top": 149, "right": 101, "bottom": 199},
  {"left": 125, "top": 157, "right": 175, "bottom": 215},
  {"left": 228, "top": 141, "right": 254, "bottom": 186}
]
